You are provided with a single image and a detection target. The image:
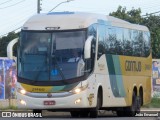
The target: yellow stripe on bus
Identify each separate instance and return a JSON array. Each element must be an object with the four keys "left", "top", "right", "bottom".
[{"left": 21, "top": 83, "right": 53, "bottom": 93}]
